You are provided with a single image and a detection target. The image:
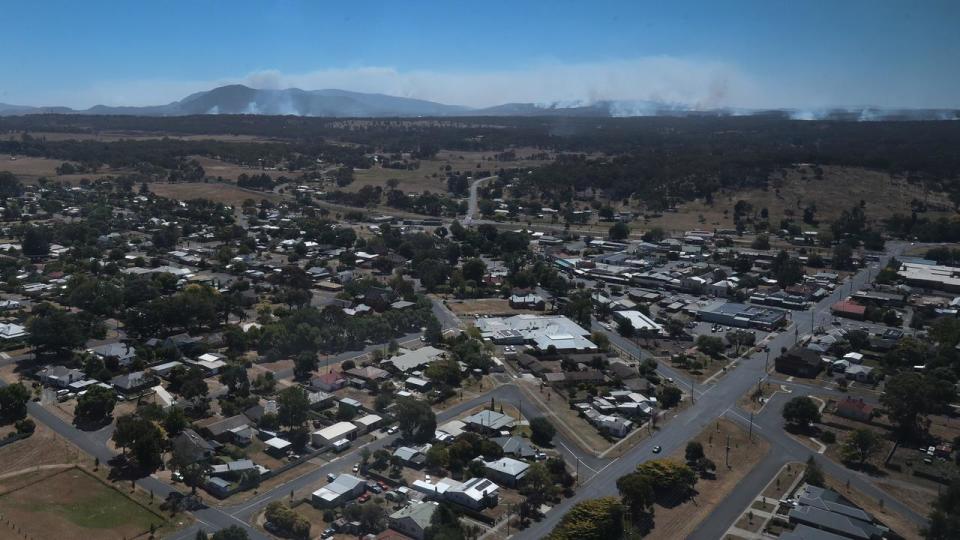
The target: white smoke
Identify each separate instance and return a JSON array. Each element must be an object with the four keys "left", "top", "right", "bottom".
[{"left": 9, "top": 56, "right": 960, "bottom": 112}]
